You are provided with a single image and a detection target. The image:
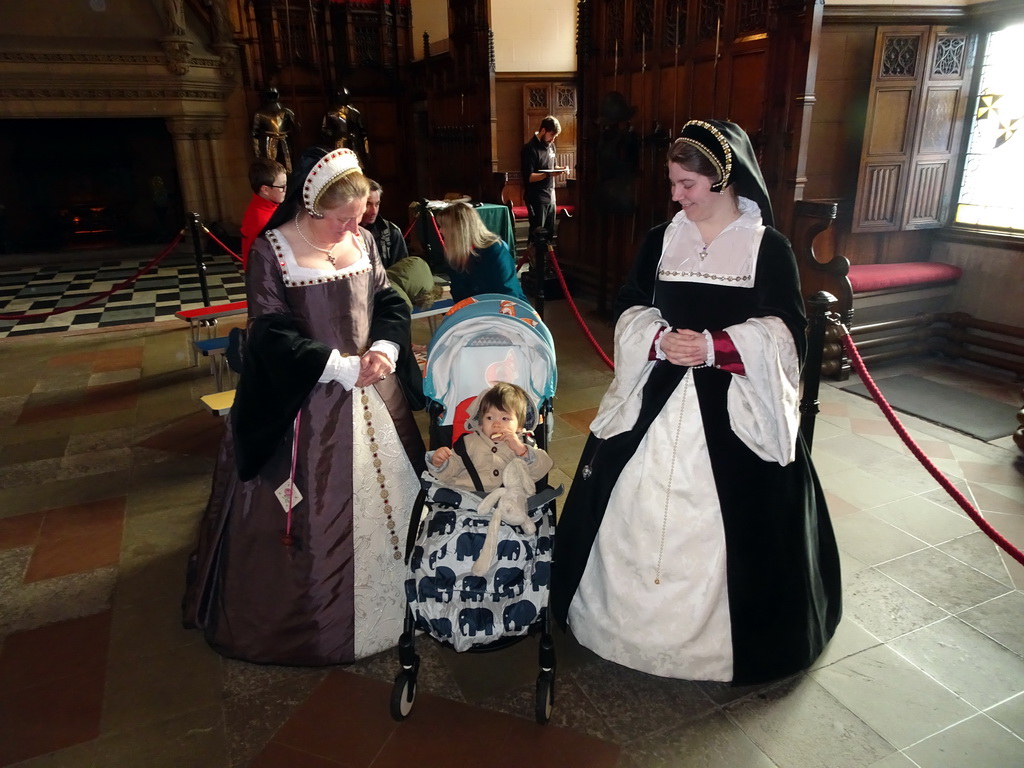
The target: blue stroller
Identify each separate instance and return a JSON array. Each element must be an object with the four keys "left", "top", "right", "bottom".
[{"left": 390, "top": 294, "right": 561, "bottom": 724}]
